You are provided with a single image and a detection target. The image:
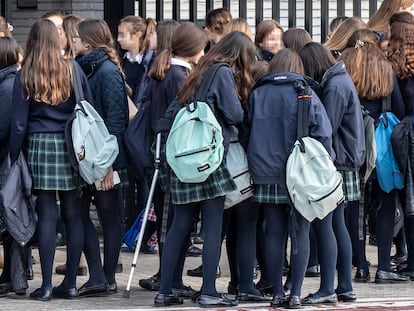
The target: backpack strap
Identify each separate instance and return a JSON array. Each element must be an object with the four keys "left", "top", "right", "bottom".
[
  {"left": 296, "top": 82, "right": 312, "bottom": 140},
  {"left": 186, "top": 63, "right": 230, "bottom": 112},
  {"left": 381, "top": 94, "right": 391, "bottom": 129},
  {"left": 71, "top": 60, "right": 86, "bottom": 107}
]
